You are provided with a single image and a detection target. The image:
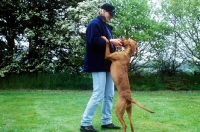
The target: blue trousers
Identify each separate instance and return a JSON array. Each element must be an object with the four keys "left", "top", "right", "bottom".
[{"left": 81, "top": 72, "right": 114, "bottom": 126}]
